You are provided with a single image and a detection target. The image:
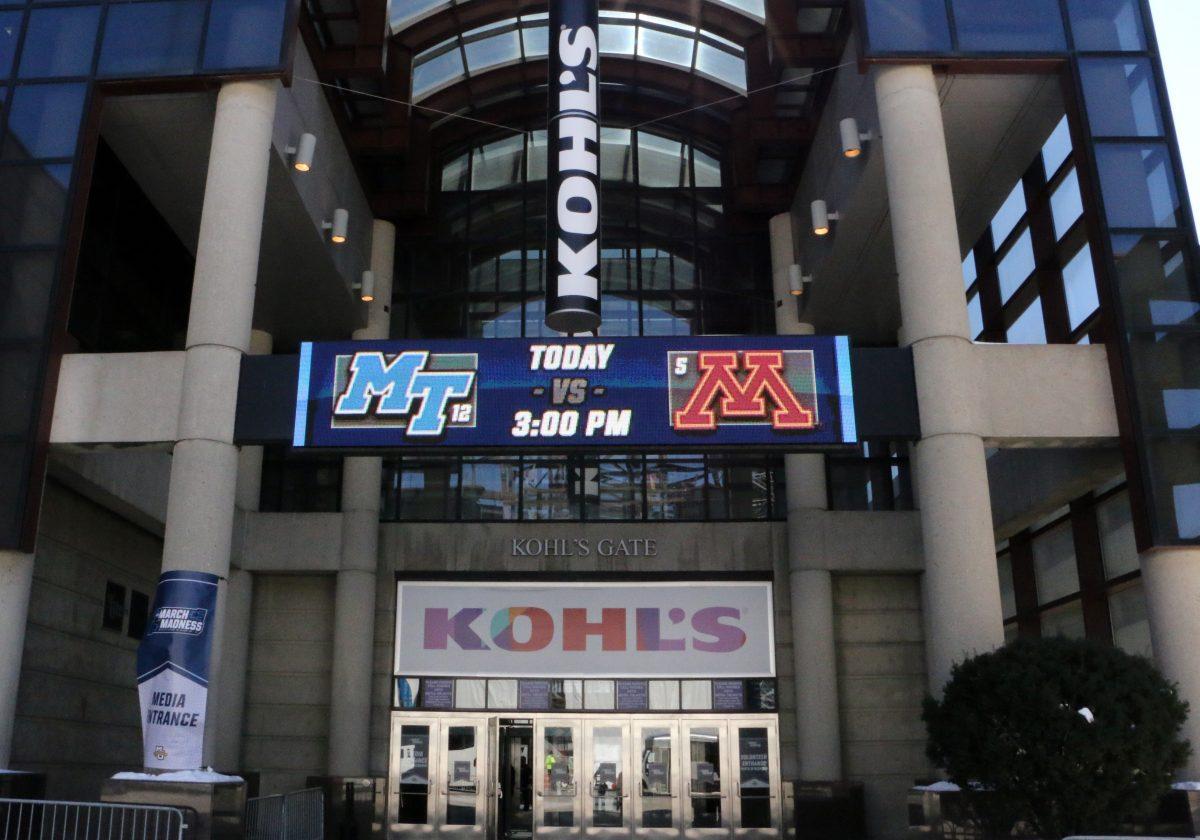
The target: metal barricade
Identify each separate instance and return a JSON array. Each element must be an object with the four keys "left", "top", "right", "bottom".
[
  {"left": 244, "top": 788, "right": 323, "bottom": 840},
  {"left": 0, "top": 798, "right": 187, "bottom": 840}
]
